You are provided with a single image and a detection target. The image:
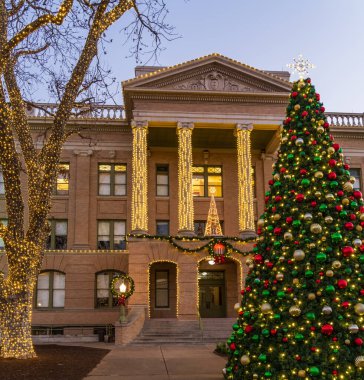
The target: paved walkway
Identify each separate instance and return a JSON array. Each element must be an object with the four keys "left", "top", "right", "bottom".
[{"left": 83, "top": 344, "right": 226, "bottom": 380}]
